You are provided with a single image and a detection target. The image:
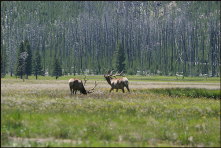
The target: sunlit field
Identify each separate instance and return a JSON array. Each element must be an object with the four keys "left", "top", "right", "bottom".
[
  {"left": 4, "top": 75, "right": 220, "bottom": 82},
  {"left": 1, "top": 76, "right": 220, "bottom": 147}
]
